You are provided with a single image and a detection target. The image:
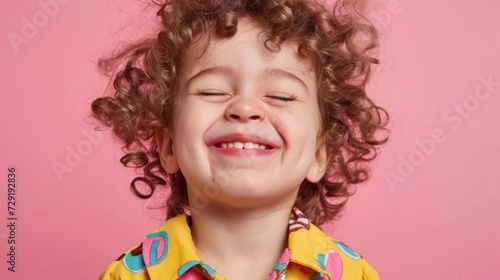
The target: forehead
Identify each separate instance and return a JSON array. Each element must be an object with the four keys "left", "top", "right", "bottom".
[{"left": 179, "top": 18, "right": 315, "bottom": 81}]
